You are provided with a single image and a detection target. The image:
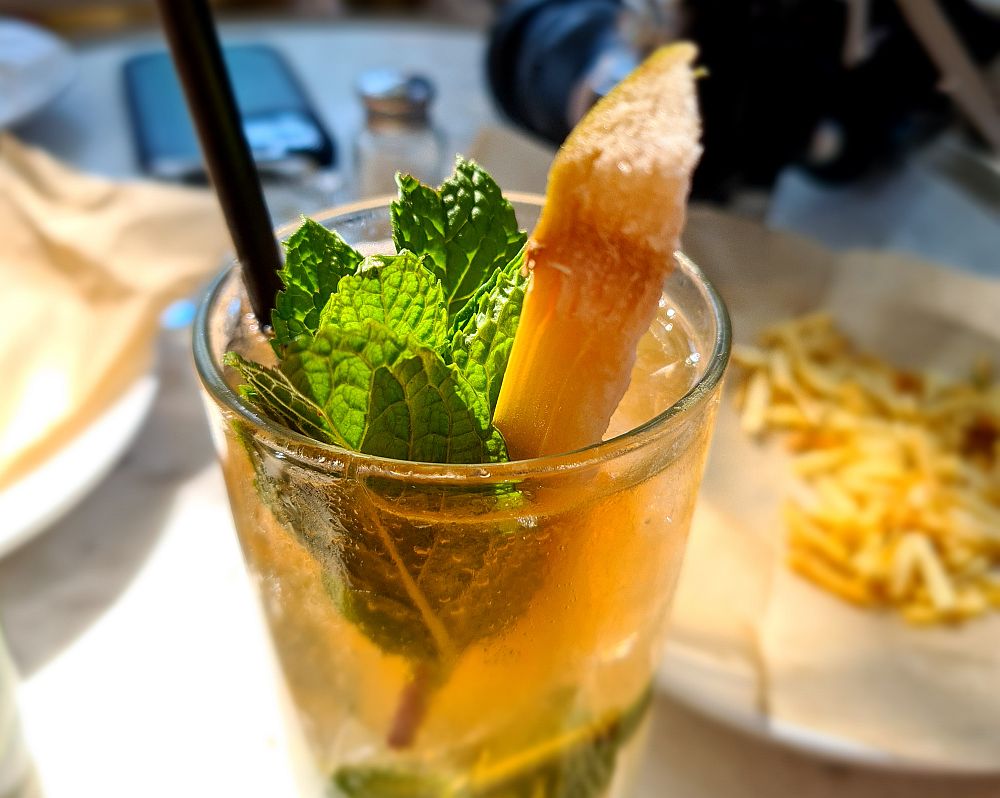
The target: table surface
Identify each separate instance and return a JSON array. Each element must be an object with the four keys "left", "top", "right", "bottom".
[{"left": 3, "top": 18, "right": 1000, "bottom": 798}]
